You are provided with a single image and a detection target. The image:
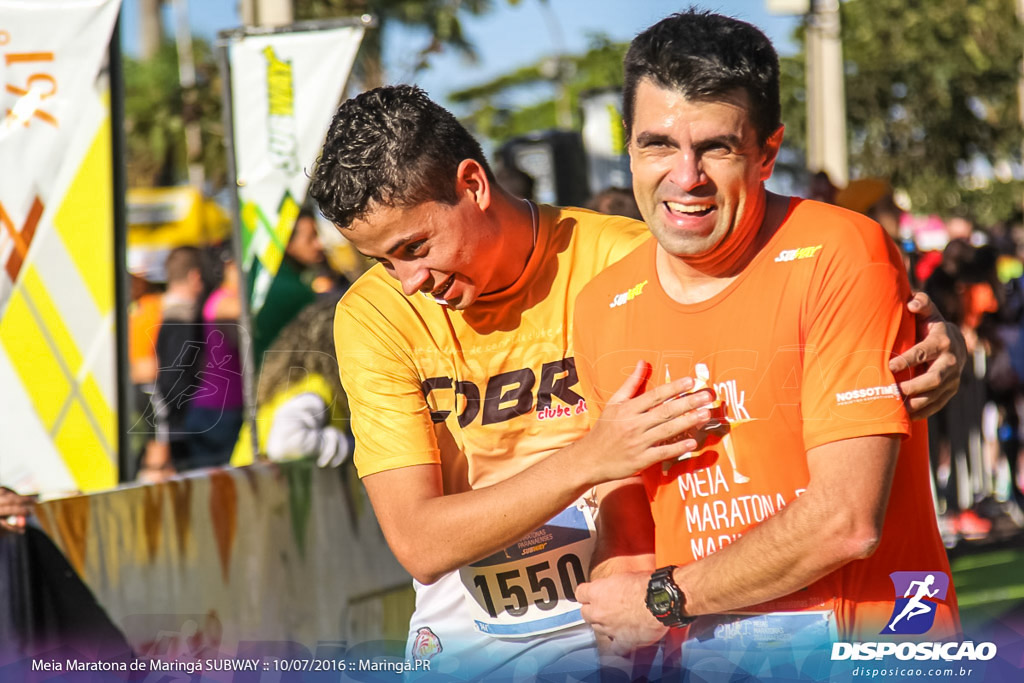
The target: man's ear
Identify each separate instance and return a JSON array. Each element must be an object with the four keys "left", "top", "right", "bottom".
[
  {"left": 456, "top": 159, "right": 492, "bottom": 211},
  {"left": 760, "top": 125, "right": 785, "bottom": 182}
]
